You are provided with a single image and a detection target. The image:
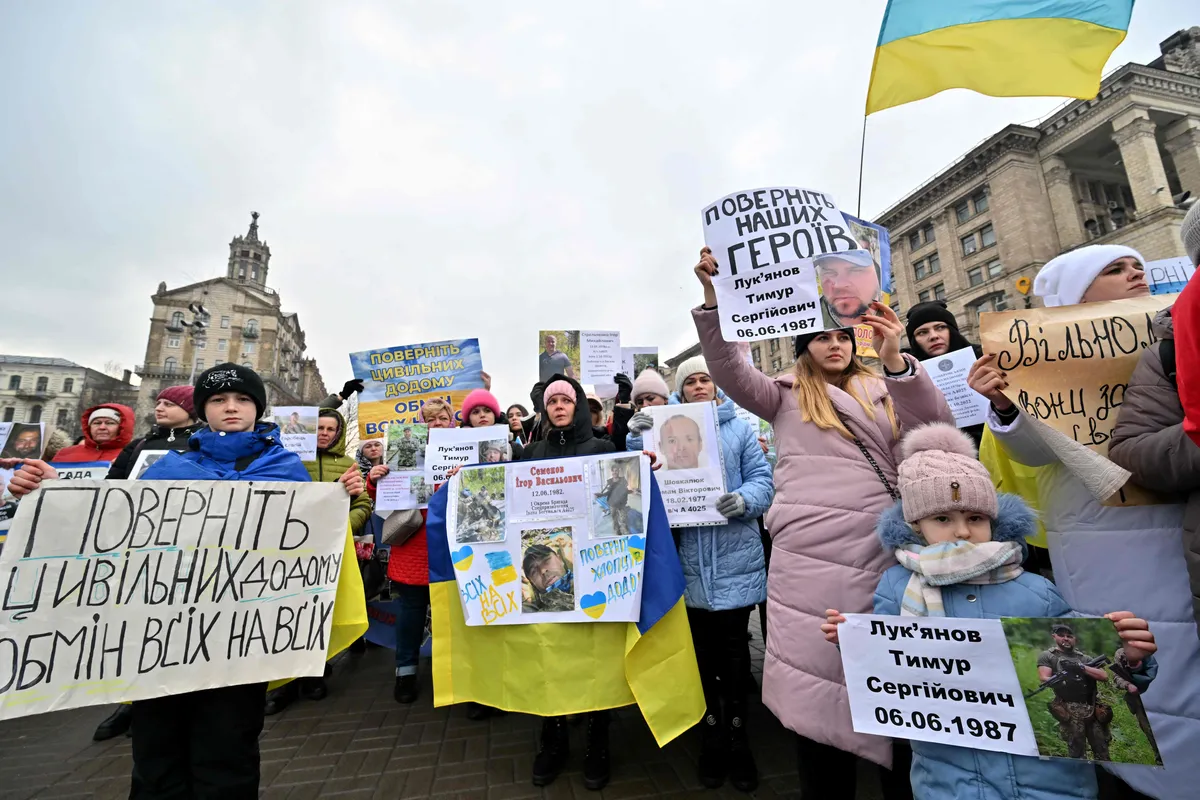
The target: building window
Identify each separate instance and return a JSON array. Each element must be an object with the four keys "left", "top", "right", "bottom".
[
  {"left": 752, "top": 346, "right": 761, "bottom": 367},
  {"left": 195, "top": 359, "right": 204, "bottom": 372},
  {"left": 244, "top": 319, "right": 259, "bottom": 335},
  {"left": 7, "top": 375, "right": 19, "bottom": 390},
  {"left": 933, "top": 283, "right": 946, "bottom": 301},
  {"left": 913, "top": 253, "right": 941, "bottom": 281},
  {"left": 969, "top": 292, "right": 1011, "bottom": 322},
  {"left": 986, "top": 259, "right": 1003, "bottom": 279},
  {"left": 253, "top": 252, "right": 261, "bottom": 261},
  {"left": 961, "top": 233, "right": 978, "bottom": 256},
  {"left": 890, "top": 300, "right": 901, "bottom": 315},
  {"left": 218, "top": 339, "right": 227, "bottom": 352},
  {"left": 56, "top": 408, "right": 69, "bottom": 428},
  {"left": 170, "top": 311, "right": 185, "bottom": 328},
  {"left": 164, "top": 357, "right": 177, "bottom": 375},
  {"left": 972, "top": 189, "right": 989, "bottom": 214},
  {"left": 2, "top": 408, "right": 13, "bottom": 422},
  {"left": 168, "top": 336, "right": 181, "bottom": 348},
  {"left": 918, "top": 289, "right": 931, "bottom": 303},
  {"left": 769, "top": 339, "right": 779, "bottom": 354},
  {"left": 954, "top": 200, "right": 971, "bottom": 225},
  {"left": 221, "top": 316, "right": 230, "bottom": 328},
  {"left": 62, "top": 377, "right": 74, "bottom": 393},
  {"left": 980, "top": 223, "right": 995, "bottom": 248},
  {"left": 240, "top": 249, "right": 250, "bottom": 257},
  {"left": 251, "top": 265, "right": 259, "bottom": 281},
  {"left": 28, "top": 405, "right": 42, "bottom": 423},
  {"left": 968, "top": 266, "right": 984, "bottom": 286},
  {"left": 195, "top": 339, "right": 206, "bottom": 350},
  {"left": 771, "top": 357, "right": 782, "bottom": 372},
  {"left": 907, "top": 221, "right": 935, "bottom": 251},
  {"left": 35, "top": 376, "right": 48, "bottom": 392},
  {"left": 243, "top": 342, "right": 256, "bottom": 354}
]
